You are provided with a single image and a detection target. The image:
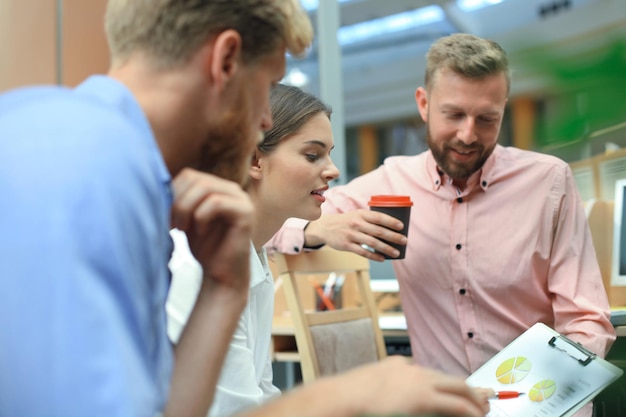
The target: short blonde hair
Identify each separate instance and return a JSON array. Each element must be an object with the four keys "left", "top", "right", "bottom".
[
  {"left": 425, "top": 33, "right": 511, "bottom": 94},
  {"left": 105, "top": 0, "right": 313, "bottom": 69}
]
